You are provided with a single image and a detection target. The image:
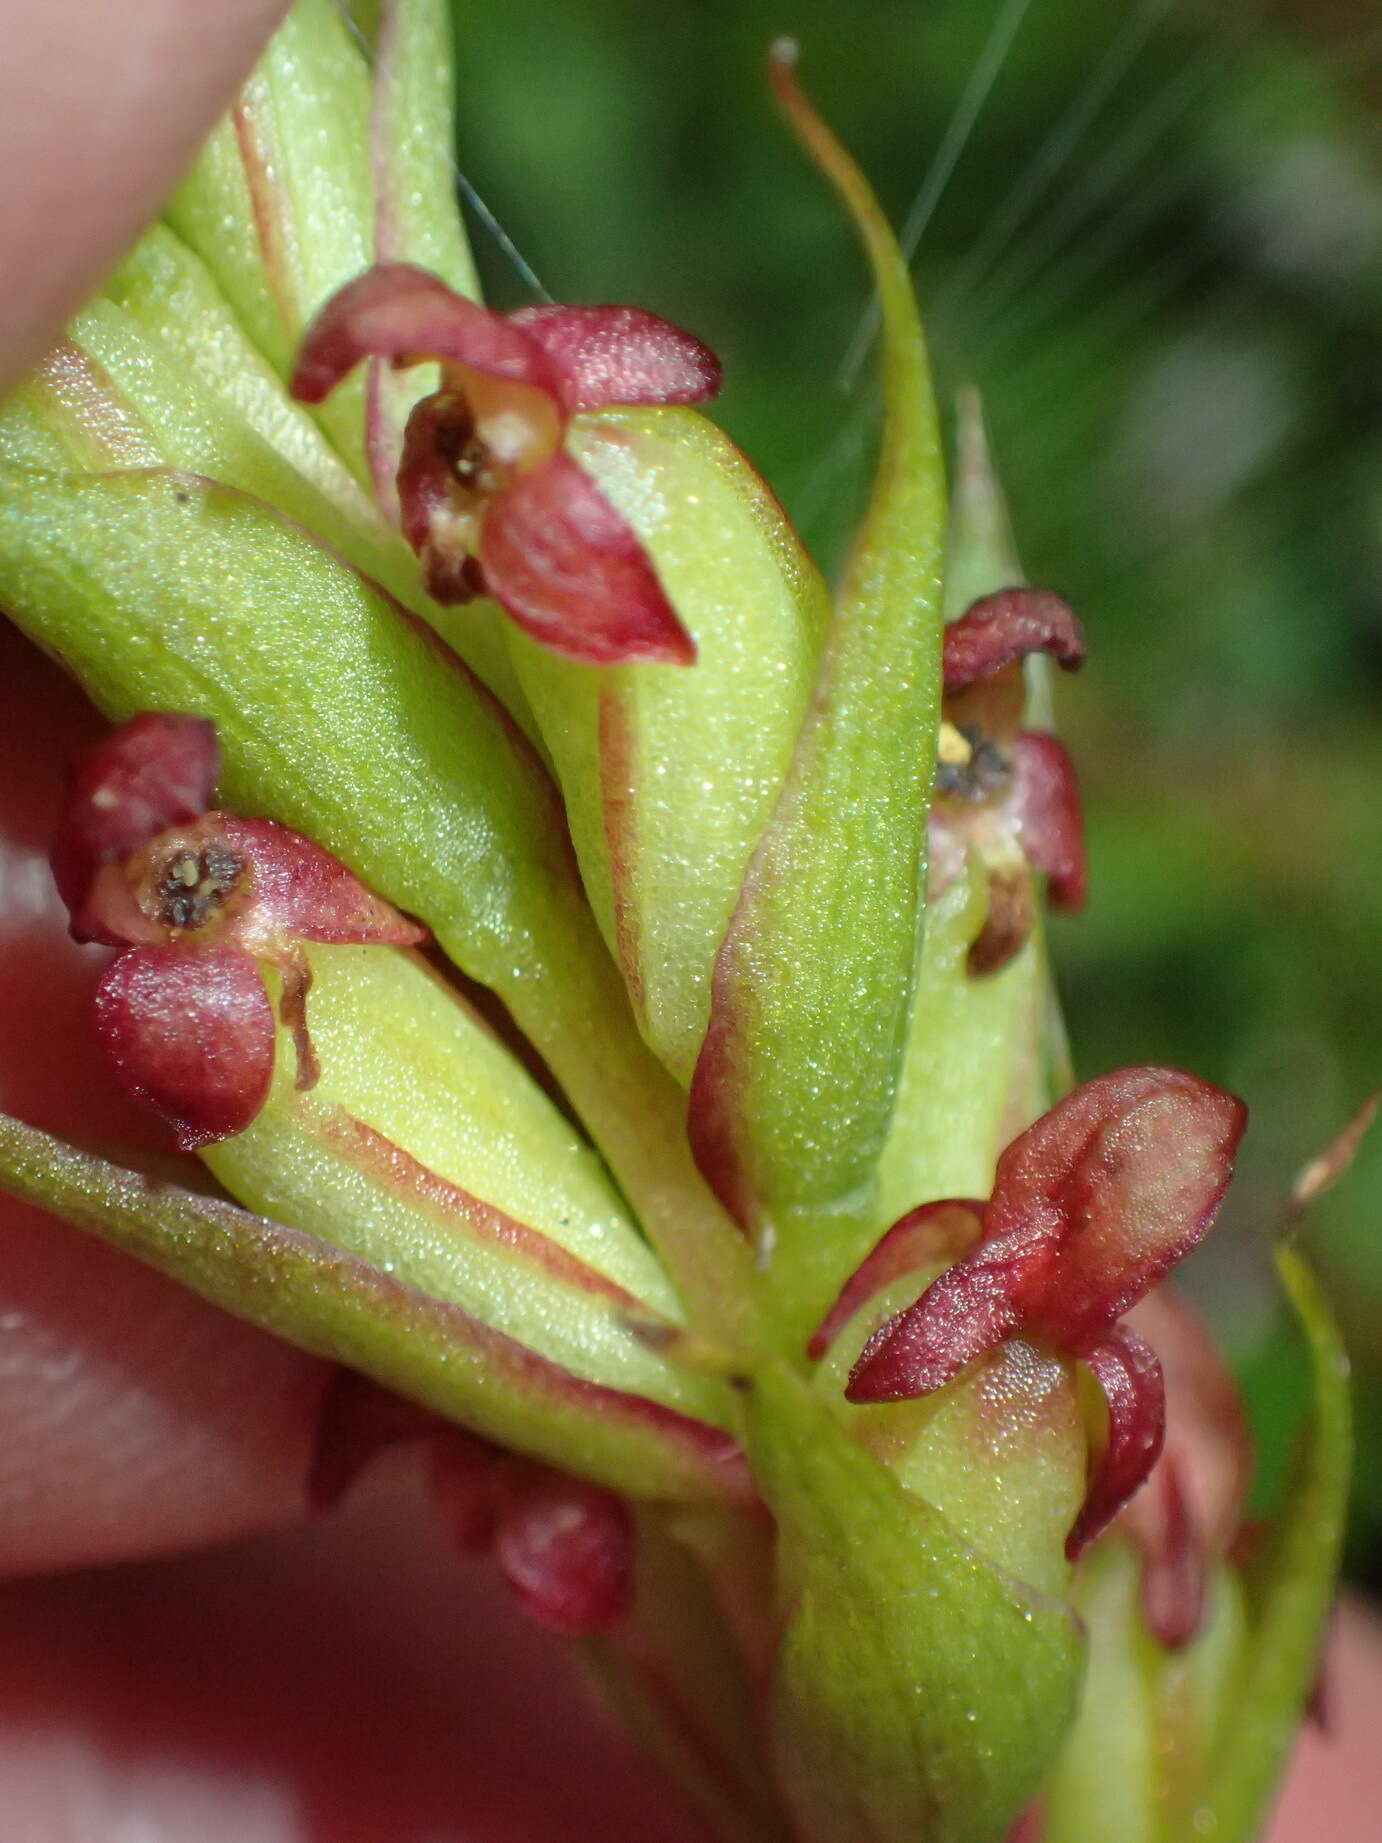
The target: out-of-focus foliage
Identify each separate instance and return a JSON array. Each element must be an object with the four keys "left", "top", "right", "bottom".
[{"left": 445, "top": 0, "right": 1382, "bottom": 1578}]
